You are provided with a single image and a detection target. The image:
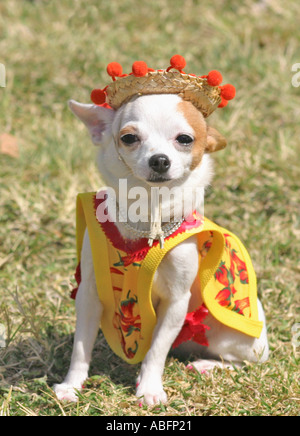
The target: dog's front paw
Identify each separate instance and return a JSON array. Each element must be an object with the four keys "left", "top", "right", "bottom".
[
  {"left": 136, "top": 379, "right": 167, "bottom": 406},
  {"left": 53, "top": 383, "right": 79, "bottom": 402}
]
